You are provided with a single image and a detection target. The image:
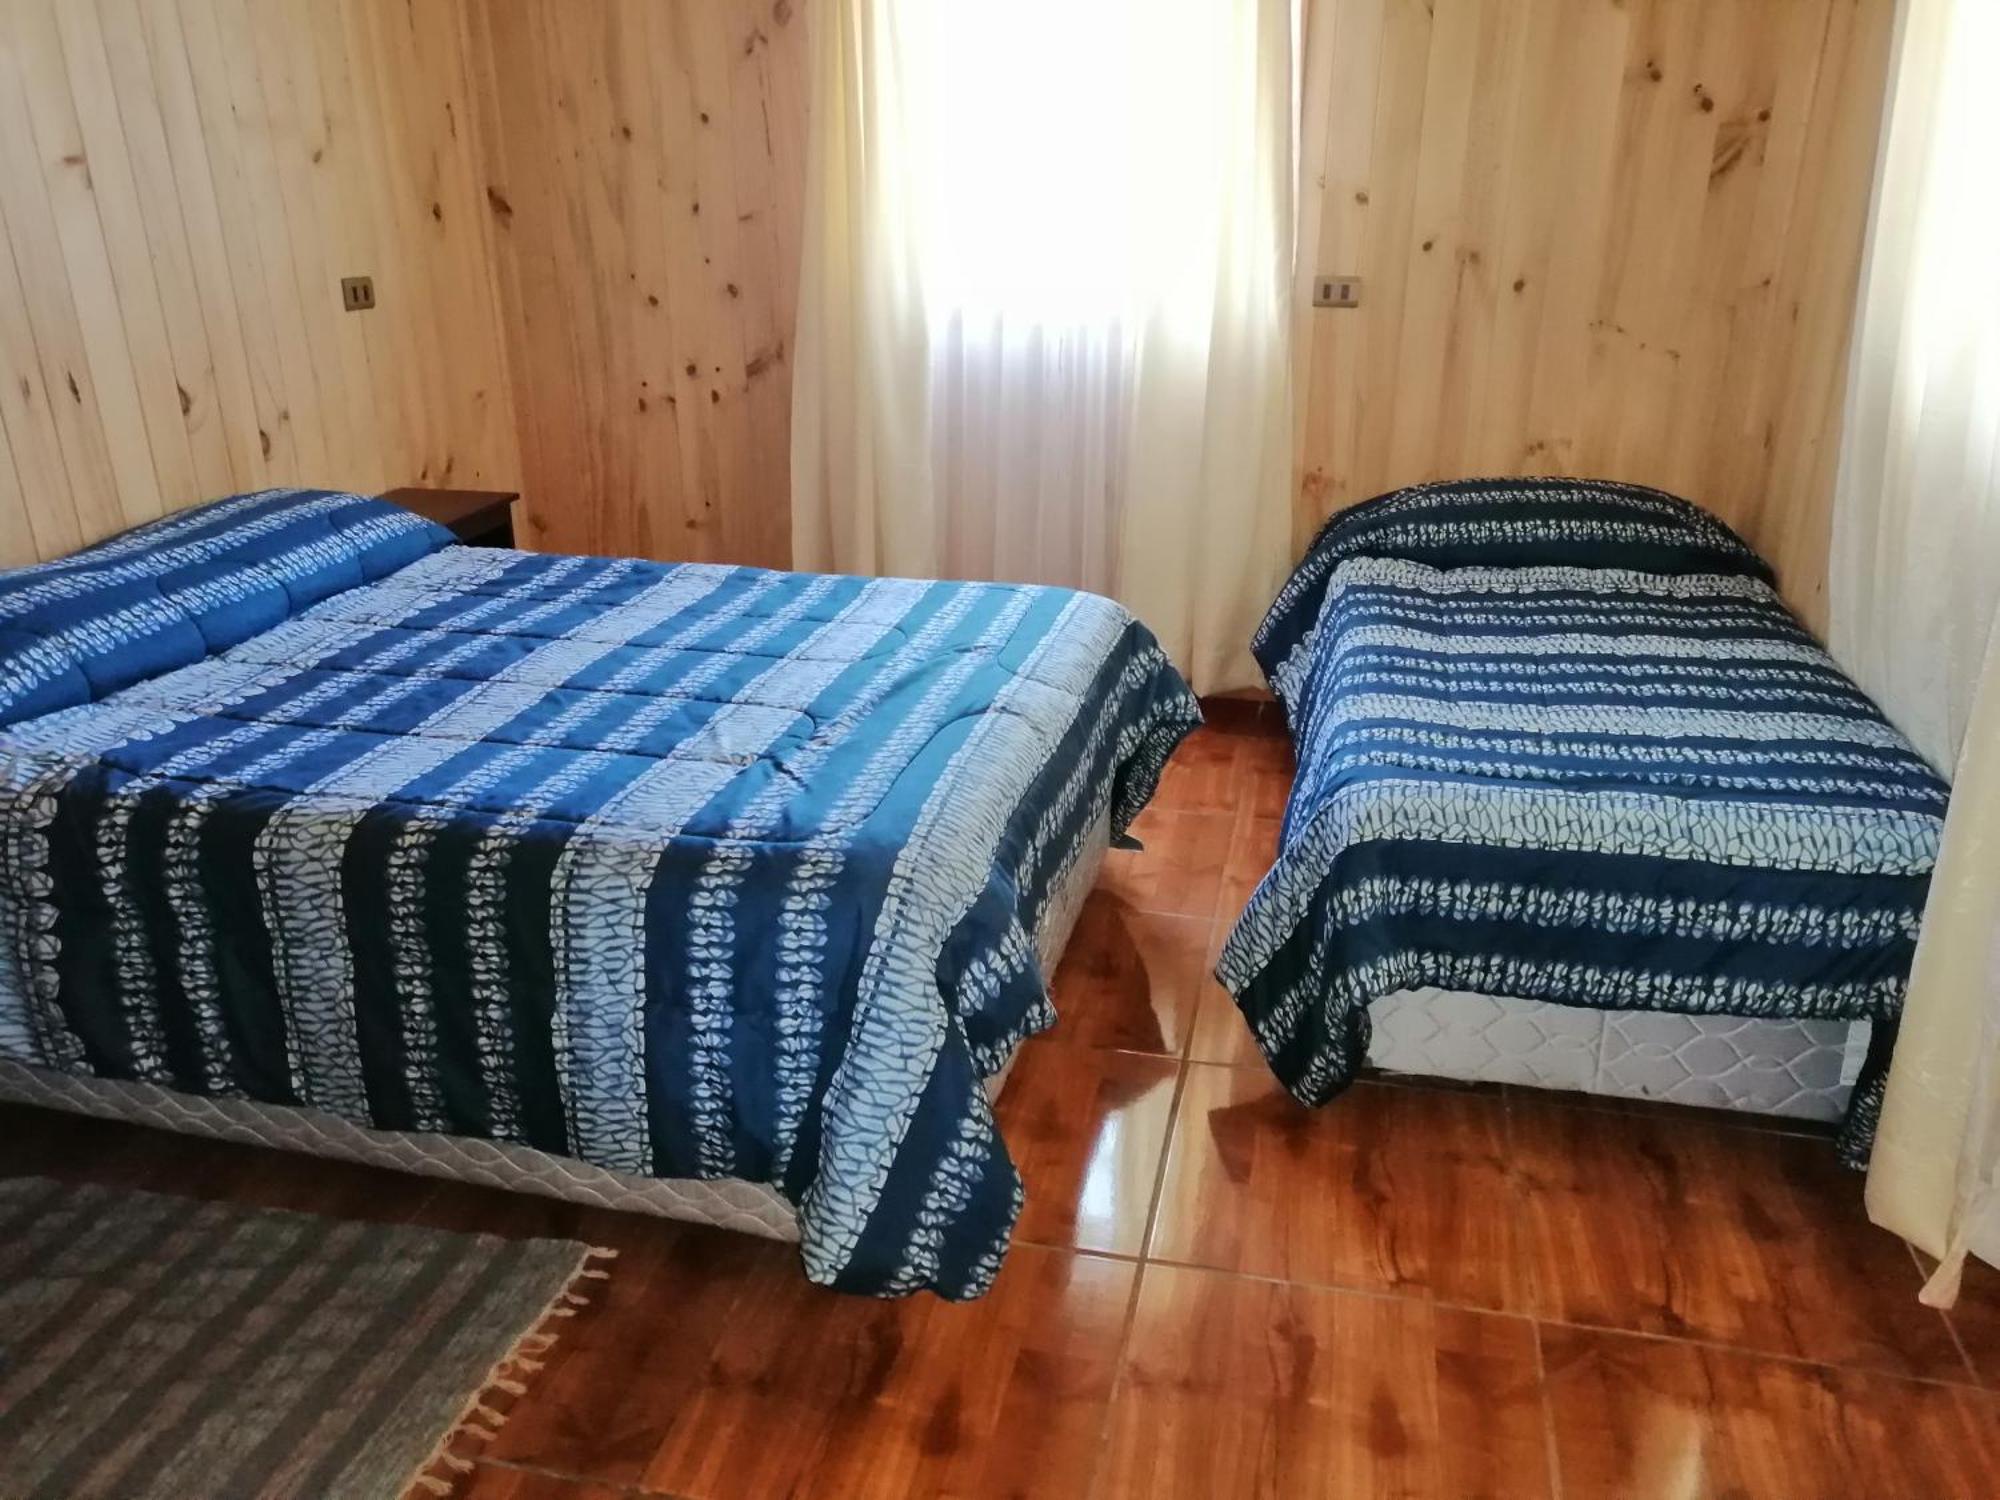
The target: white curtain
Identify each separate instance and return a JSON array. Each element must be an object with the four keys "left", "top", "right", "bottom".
[
  {"left": 790, "top": 0, "right": 1295, "bottom": 693},
  {"left": 1832, "top": 0, "right": 2000, "bottom": 1303}
]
